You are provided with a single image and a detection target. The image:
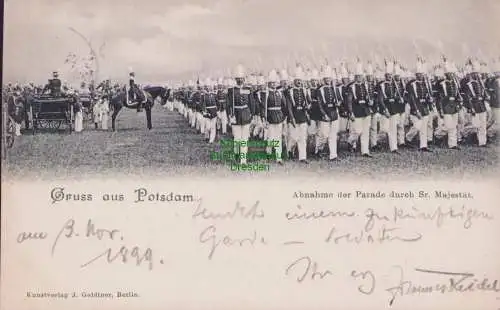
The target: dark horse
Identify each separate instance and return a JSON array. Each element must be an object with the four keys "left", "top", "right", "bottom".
[{"left": 110, "top": 86, "right": 171, "bottom": 131}]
